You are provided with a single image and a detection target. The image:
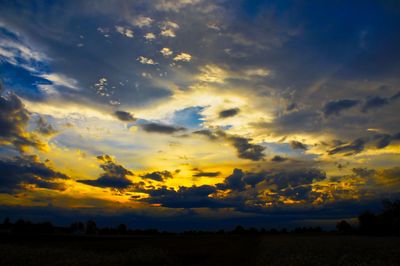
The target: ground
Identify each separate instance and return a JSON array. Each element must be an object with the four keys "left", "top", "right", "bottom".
[{"left": 0, "top": 235, "right": 399, "bottom": 266}]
